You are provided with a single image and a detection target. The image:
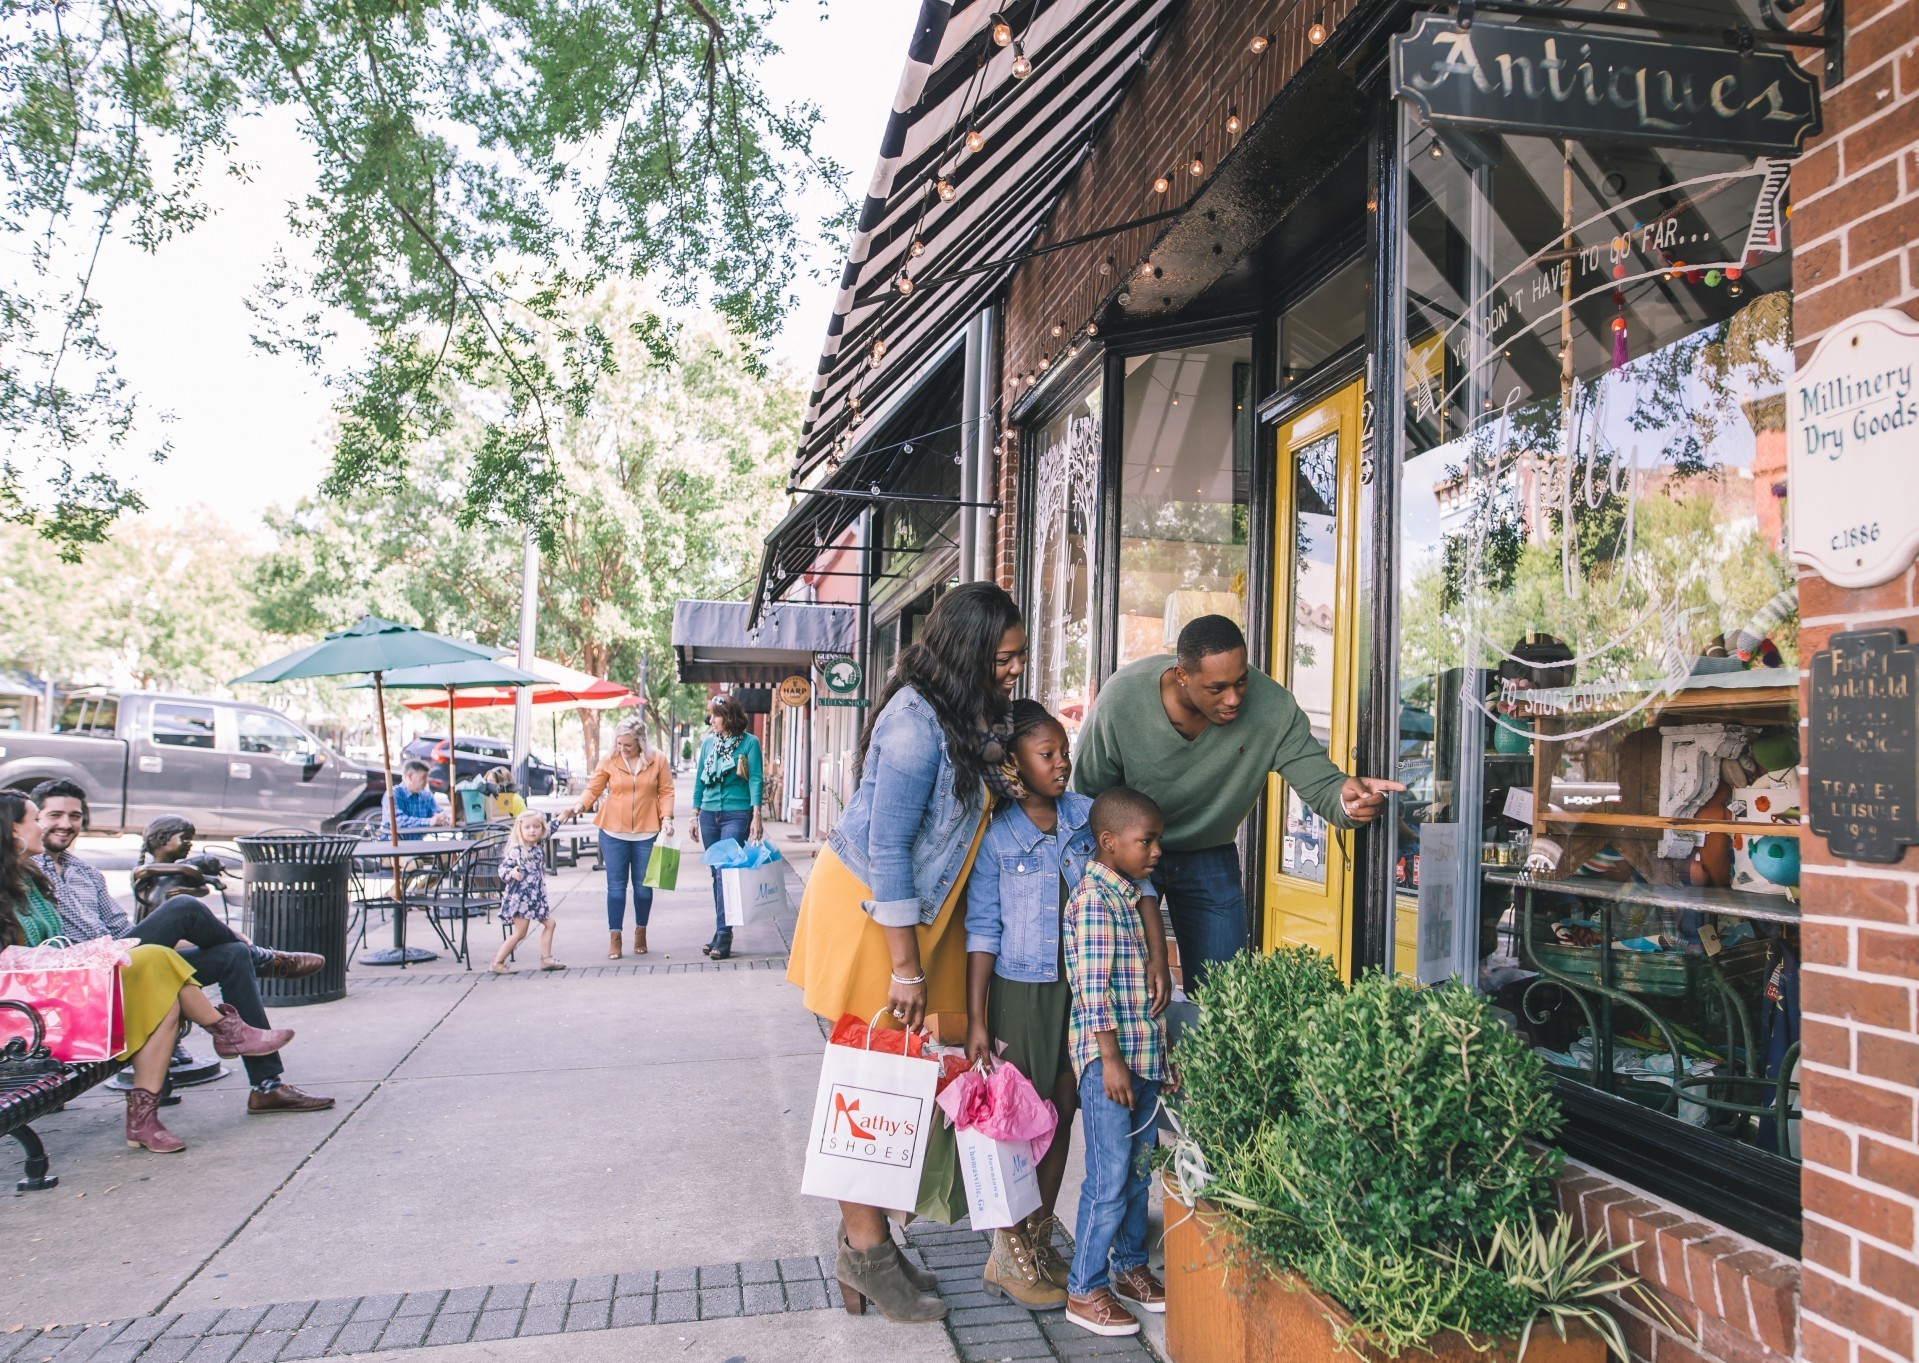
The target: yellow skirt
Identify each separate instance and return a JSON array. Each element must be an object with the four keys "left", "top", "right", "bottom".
[
  {"left": 787, "top": 815, "right": 988, "bottom": 1039},
  {"left": 119, "top": 944, "right": 198, "bottom": 1058}
]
